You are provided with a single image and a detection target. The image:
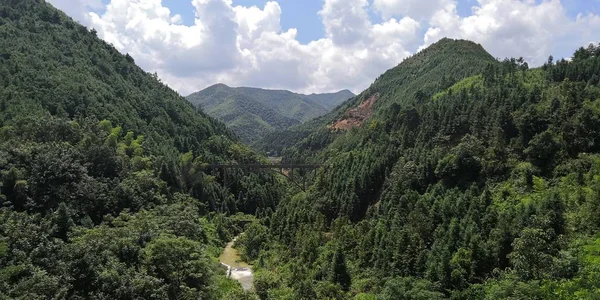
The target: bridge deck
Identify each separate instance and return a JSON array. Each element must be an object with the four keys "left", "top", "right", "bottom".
[
  {"left": 203, "top": 164, "right": 324, "bottom": 169},
  {"left": 203, "top": 163, "right": 324, "bottom": 191}
]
